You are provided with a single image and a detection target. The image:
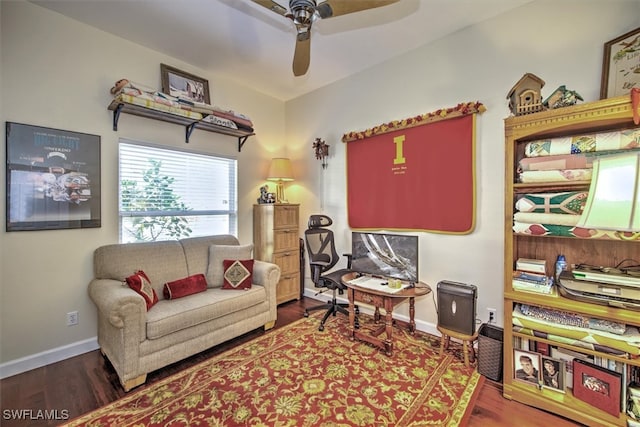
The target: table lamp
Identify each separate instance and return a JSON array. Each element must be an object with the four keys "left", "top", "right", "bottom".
[
  {"left": 267, "top": 158, "right": 294, "bottom": 203},
  {"left": 576, "top": 151, "right": 640, "bottom": 239}
]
